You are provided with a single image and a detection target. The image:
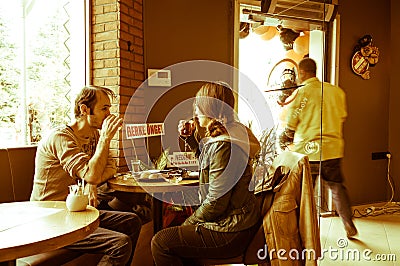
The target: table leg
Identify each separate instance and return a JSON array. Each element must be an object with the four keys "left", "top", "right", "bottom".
[{"left": 152, "top": 193, "right": 163, "bottom": 234}]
